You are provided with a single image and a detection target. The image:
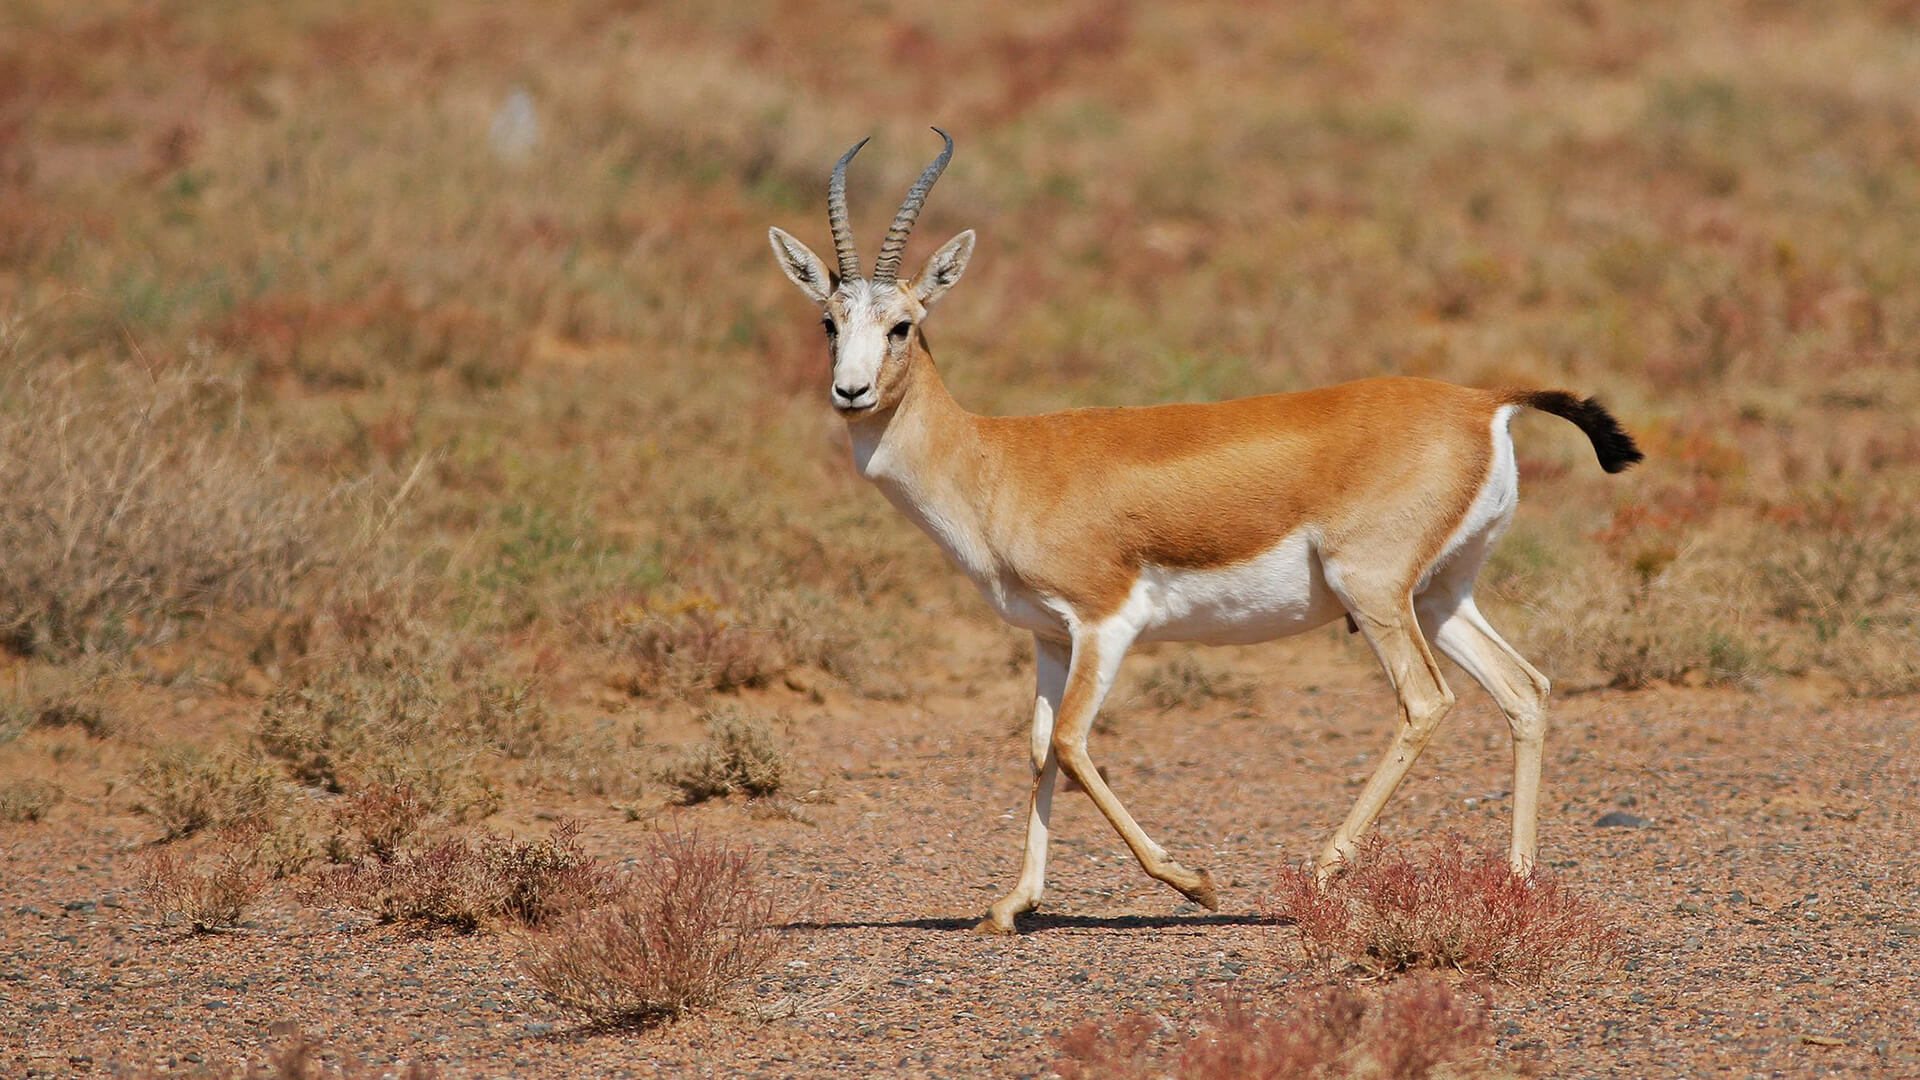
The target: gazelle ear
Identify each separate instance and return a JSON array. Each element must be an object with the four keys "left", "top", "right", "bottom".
[
  {"left": 769, "top": 227, "right": 834, "bottom": 304},
  {"left": 909, "top": 229, "right": 974, "bottom": 308}
]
